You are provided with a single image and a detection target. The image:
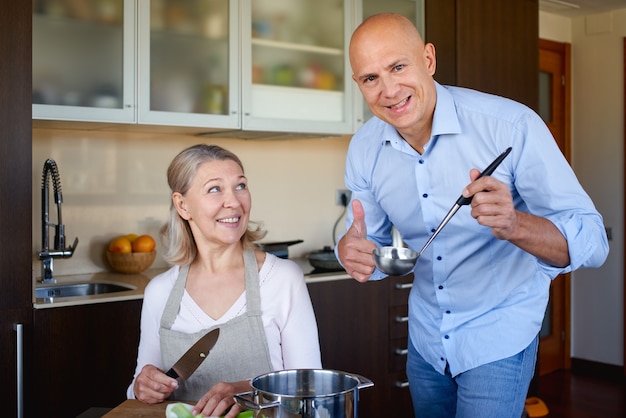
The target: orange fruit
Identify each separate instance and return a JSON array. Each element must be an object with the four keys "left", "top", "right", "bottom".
[
  {"left": 132, "top": 234, "right": 156, "bottom": 253},
  {"left": 125, "top": 233, "right": 139, "bottom": 242},
  {"left": 108, "top": 236, "right": 132, "bottom": 253}
]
